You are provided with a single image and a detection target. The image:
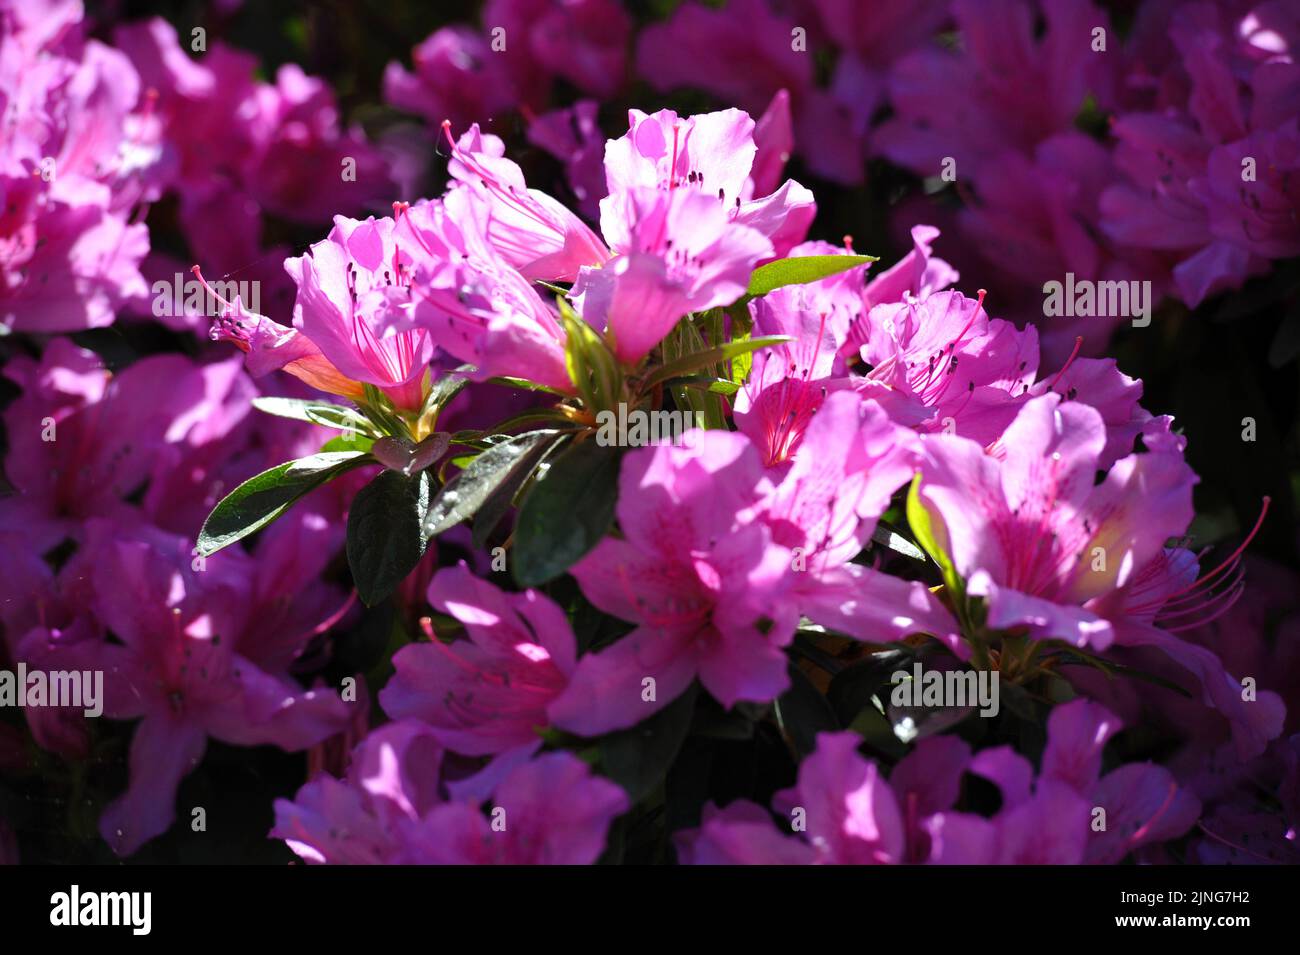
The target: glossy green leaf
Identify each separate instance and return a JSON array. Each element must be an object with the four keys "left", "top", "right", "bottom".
[
  {"left": 347, "top": 469, "right": 431, "bottom": 606},
  {"left": 745, "top": 254, "right": 876, "bottom": 298},
  {"left": 197, "top": 451, "right": 370, "bottom": 556},
  {"left": 512, "top": 438, "right": 620, "bottom": 586}
]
